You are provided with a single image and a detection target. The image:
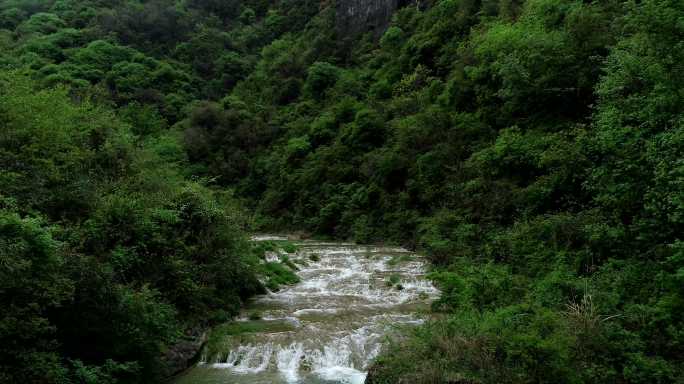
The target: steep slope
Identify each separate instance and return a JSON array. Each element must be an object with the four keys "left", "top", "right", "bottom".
[
  {"left": 183, "top": 0, "right": 684, "bottom": 382},
  {"left": 1, "top": 0, "right": 683, "bottom": 383}
]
